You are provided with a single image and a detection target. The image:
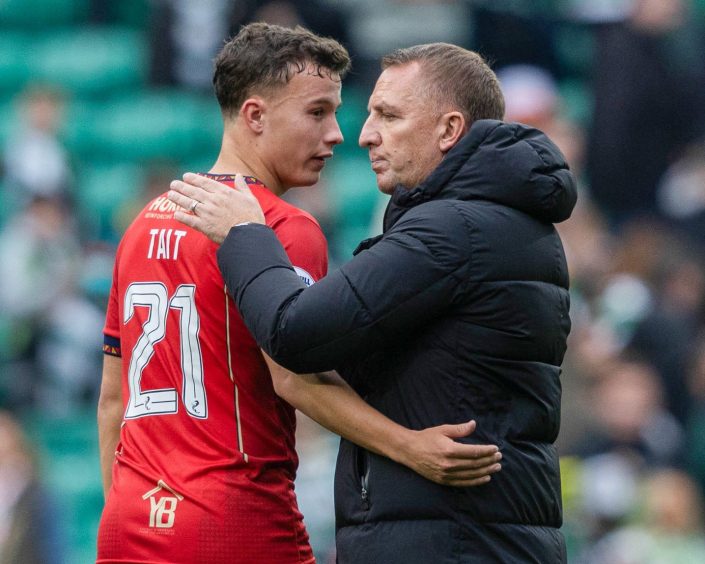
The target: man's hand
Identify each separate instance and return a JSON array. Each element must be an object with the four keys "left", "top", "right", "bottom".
[
  {"left": 168, "top": 172, "right": 265, "bottom": 244},
  {"left": 397, "top": 421, "right": 502, "bottom": 487}
]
